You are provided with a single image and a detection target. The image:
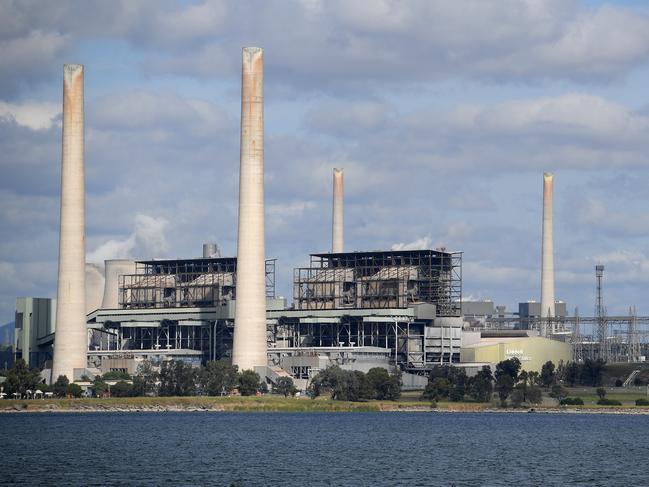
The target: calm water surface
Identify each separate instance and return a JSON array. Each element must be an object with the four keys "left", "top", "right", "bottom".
[{"left": 1, "top": 412, "right": 646, "bottom": 486}]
